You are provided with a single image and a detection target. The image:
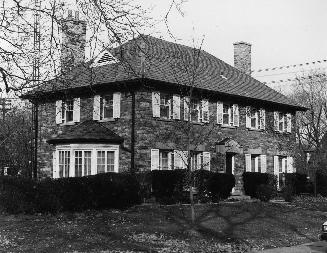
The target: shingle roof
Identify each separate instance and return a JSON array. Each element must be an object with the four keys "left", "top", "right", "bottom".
[
  {"left": 27, "top": 35, "right": 305, "bottom": 110},
  {"left": 47, "top": 120, "right": 124, "bottom": 144}
]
